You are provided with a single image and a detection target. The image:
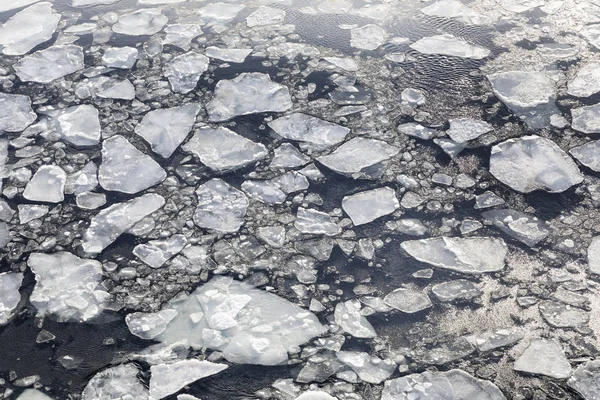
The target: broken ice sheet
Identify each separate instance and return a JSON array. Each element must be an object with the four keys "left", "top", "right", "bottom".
[
  {"left": 82, "top": 364, "right": 148, "bottom": 400},
  {"left": 0, "top": 272, "right": 23, "bottom": 326},
  {"left": 334, "top": 299, "right": 376, "bottom": 338},
  {"left": 47, "top": 104, "right": 101, "bottom": 147},
  {"left": 149, "top": 360, "right": 228, "bottom": 400},
  {"left": 163, "top": 24, "right": 203, "bottom": 50},
  {"left": 102, "top": 46, "right": 138, "bottom": 69},
  {"left": 420, "top": 0, "right": 492, "bottom": 25},
  {"left": 0, "top": 2, "right": 60, "bottom": 56},
  {"left": 163, "top": 52, "right": 209, "bottom": 94},
  {"left": 14, "top": 45, "right": 84, "bottom": 84},
  {"left": 482, "top": 209, "right": 552, "bottom": 247},
  {"left": 514, "top": 338, "right": 571, "bottom": 379},
  {"left": 23, "top": 165, "right": 67, "bottom": 203},
  {"left": 294, "top": 207, "right": 341, "bottom": 236},
  {"left": 410, "top": 34, "right": 490, "bottom": 59},
  {"left": 246, "top": 6, "right": 286, "bottom": 27},
  {"left": 205, "top": 46, "right": 252, "bottom": 63},
  {"left": 194, "top": 179, "right": 249, "bottom": 233},
  {"left": 112, "top": 8, "right": 168, "bottom": 36},
  {"left": 350, "top": 24, "right": 387, "bottom": 50},
  {"left": 342, "top": 187, "right": 399, "bottom": 226},
  {"left": 384, "top": 287, "right": 433, "bottom": 313},
  {"left": 446, "top": 118, "right": 493, "bottom": 143},
  {"left": 0, "top": 93, "right": 36, "bottom": 133},
  {"left": 268, "top": 113, "right": 349, "bottom": 147},
  {"left": 133, "top": 234, "right": 187, "bottom": 268}
]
